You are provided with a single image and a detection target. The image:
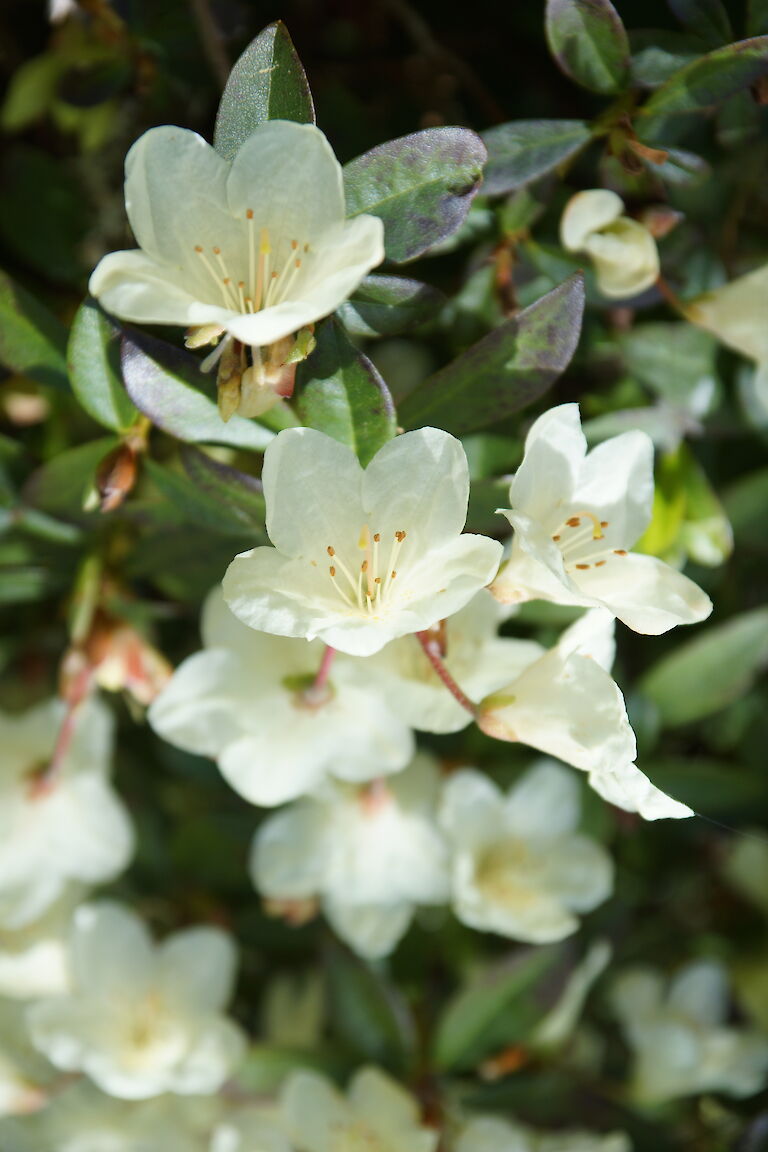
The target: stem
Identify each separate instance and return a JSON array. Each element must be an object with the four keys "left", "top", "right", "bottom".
[
  {"left": 416, "top": 631, "right": 478, "bottom": 719},
  {"left": 302, "top": 645, "right": 336, "bottom": 707},
  {"left": 655, "top": 274, "right": 687, "bottom": 317},
  {"left": 29, "top": 668, "right": 93, "bottom": 799}
]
